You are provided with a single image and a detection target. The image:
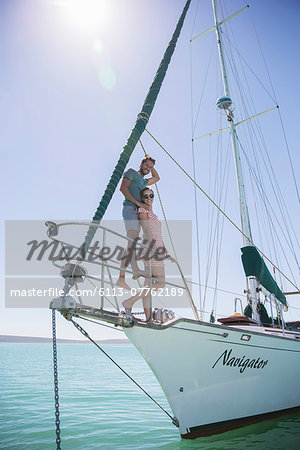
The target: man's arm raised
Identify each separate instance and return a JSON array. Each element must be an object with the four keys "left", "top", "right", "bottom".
[{"left": 147, "top": 167, "right": 160, "bottom": 186}]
